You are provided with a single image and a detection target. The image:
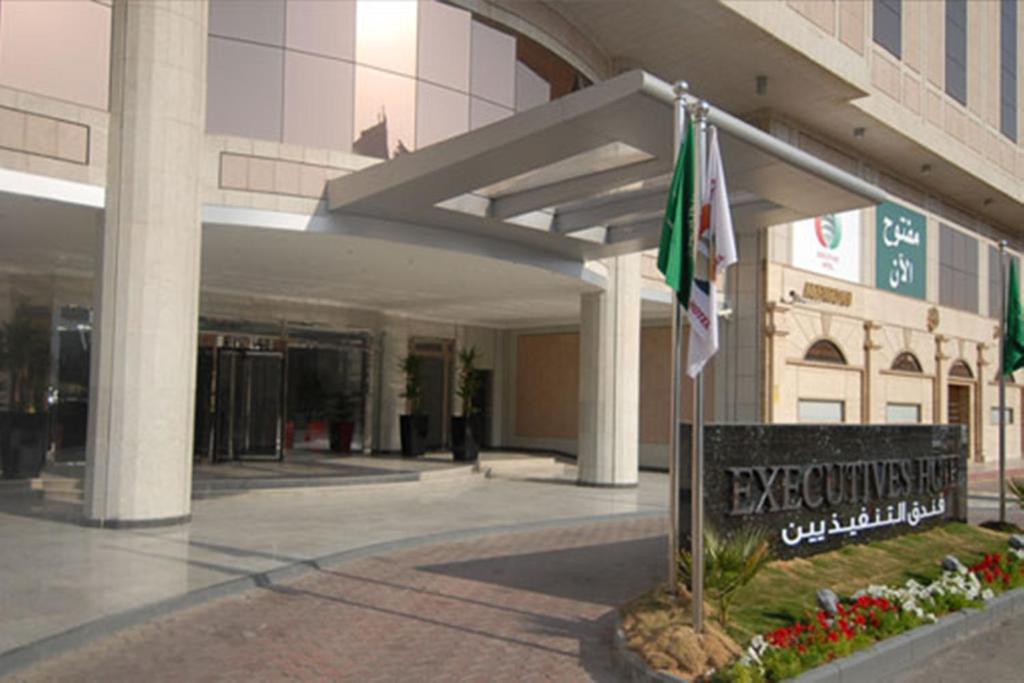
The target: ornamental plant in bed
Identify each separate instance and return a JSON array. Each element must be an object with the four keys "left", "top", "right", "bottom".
[{"left": 714, "top": 541, "right": 1024, "bottom": 682}]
